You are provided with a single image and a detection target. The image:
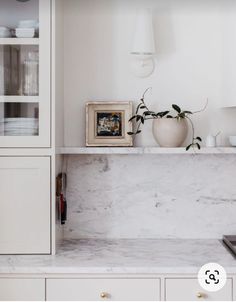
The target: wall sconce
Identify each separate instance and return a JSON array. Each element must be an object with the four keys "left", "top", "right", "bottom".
[{"left": 130, "top": 9, "right": 156, "bottom": 78}]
